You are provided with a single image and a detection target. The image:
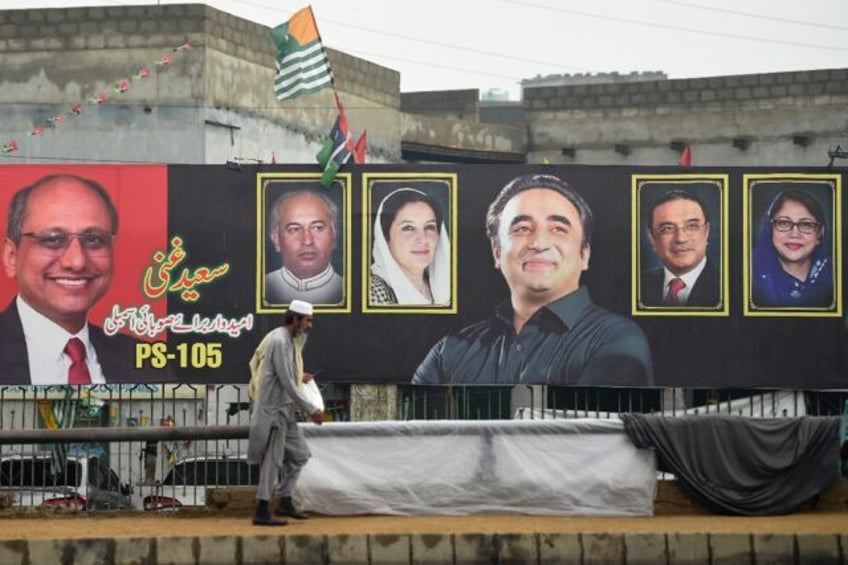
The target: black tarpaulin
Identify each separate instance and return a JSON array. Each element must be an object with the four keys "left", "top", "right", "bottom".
[{"left": 620, "top": 413, "right": 840, "bottom": 515}]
